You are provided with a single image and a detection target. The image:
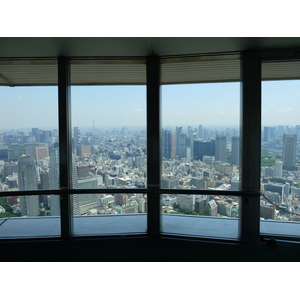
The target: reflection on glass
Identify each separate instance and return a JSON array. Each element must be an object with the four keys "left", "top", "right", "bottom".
[
  {"left": 162, "top": 194, "right": 240, "bottom": 239},
  {"left": 161, "top": 83, "right": 240, "bottom": 191},
  {"left": 72, "top": 193, "right": 147, "bottom": 236}
]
